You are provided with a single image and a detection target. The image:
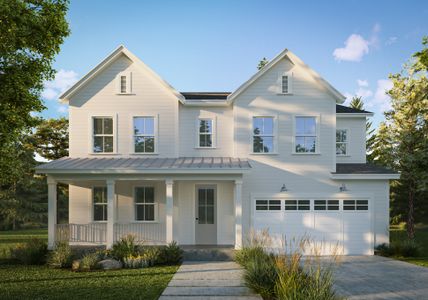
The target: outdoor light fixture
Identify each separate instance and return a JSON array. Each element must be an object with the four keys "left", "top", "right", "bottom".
[
  {"left": 339, "top": 183, "right": 348, "bottom": 192},
  {"left": 280, "top": 184, "right": 288, "bottom": 192}
]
